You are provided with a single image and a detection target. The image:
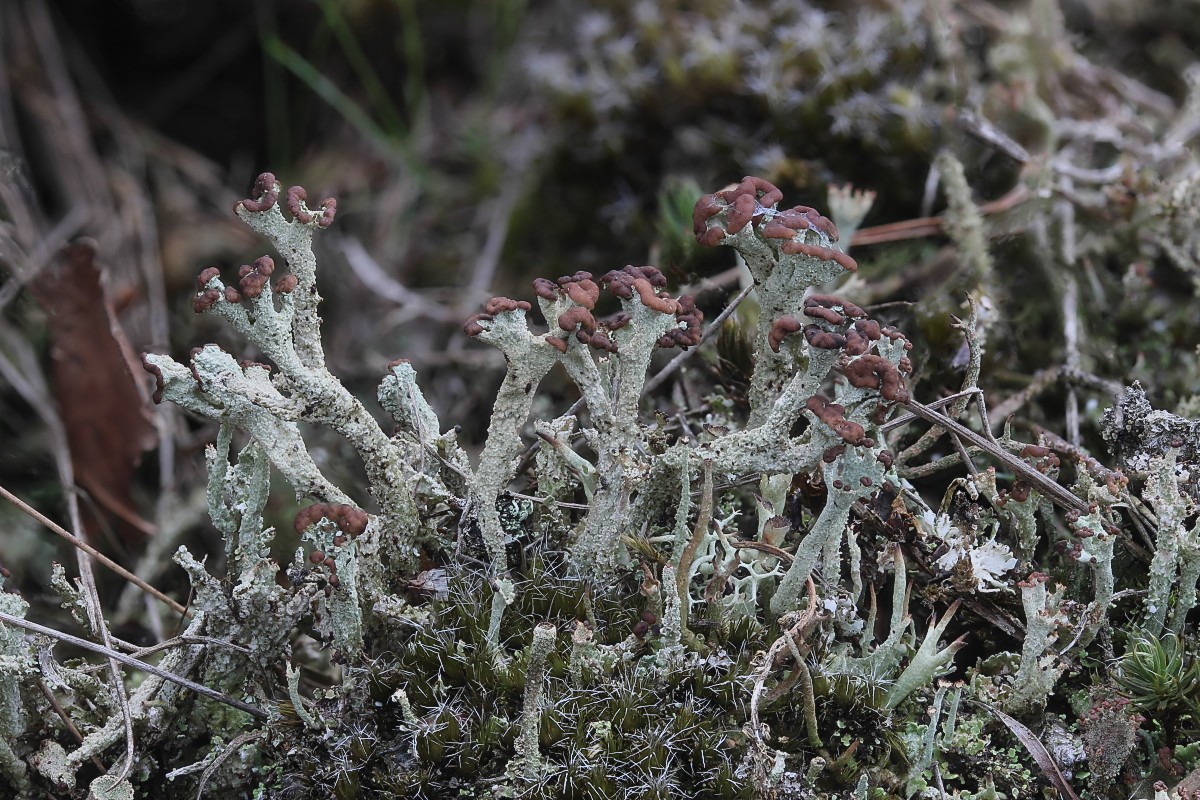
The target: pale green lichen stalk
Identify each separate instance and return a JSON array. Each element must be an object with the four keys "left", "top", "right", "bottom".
[
  {"left": 1141, "top": 450, "right": 1200, "bottom": 636},
  {"left": 1003, "top": 573, "right": 1067, "bottom": 716},
  {"left": 144, "top": 173, "right": 426, "bottom": 582},
  {"left": 510, "top": 621, "right": 557, "bottom": 783},
  {"left": 0, "top": 575, "right": 33, "bottom": 794}
]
